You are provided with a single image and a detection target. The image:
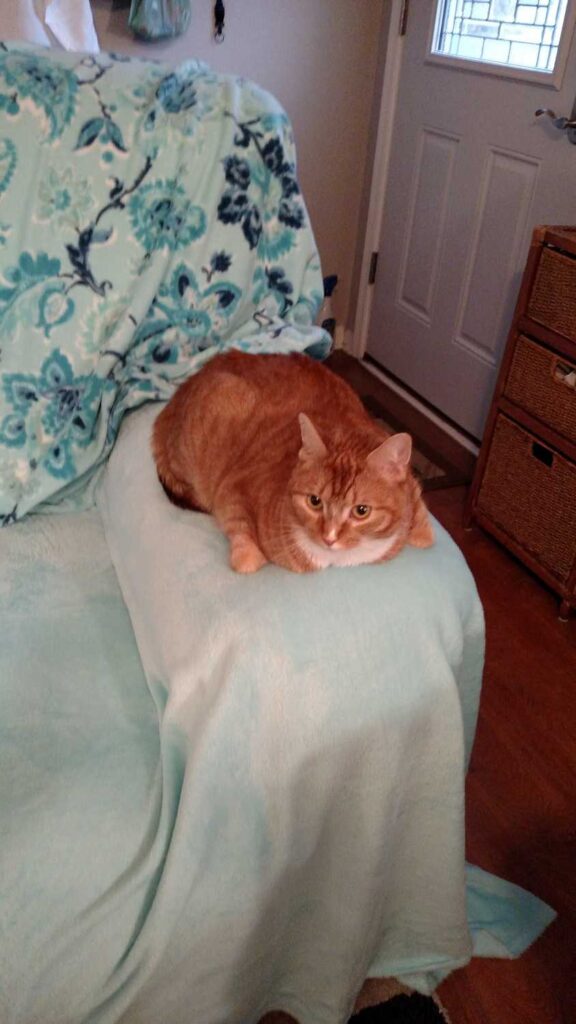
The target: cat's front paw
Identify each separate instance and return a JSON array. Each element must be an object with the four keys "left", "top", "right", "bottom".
[{"left": 229, "top": 534, "right": 268, "bottom": 574}]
